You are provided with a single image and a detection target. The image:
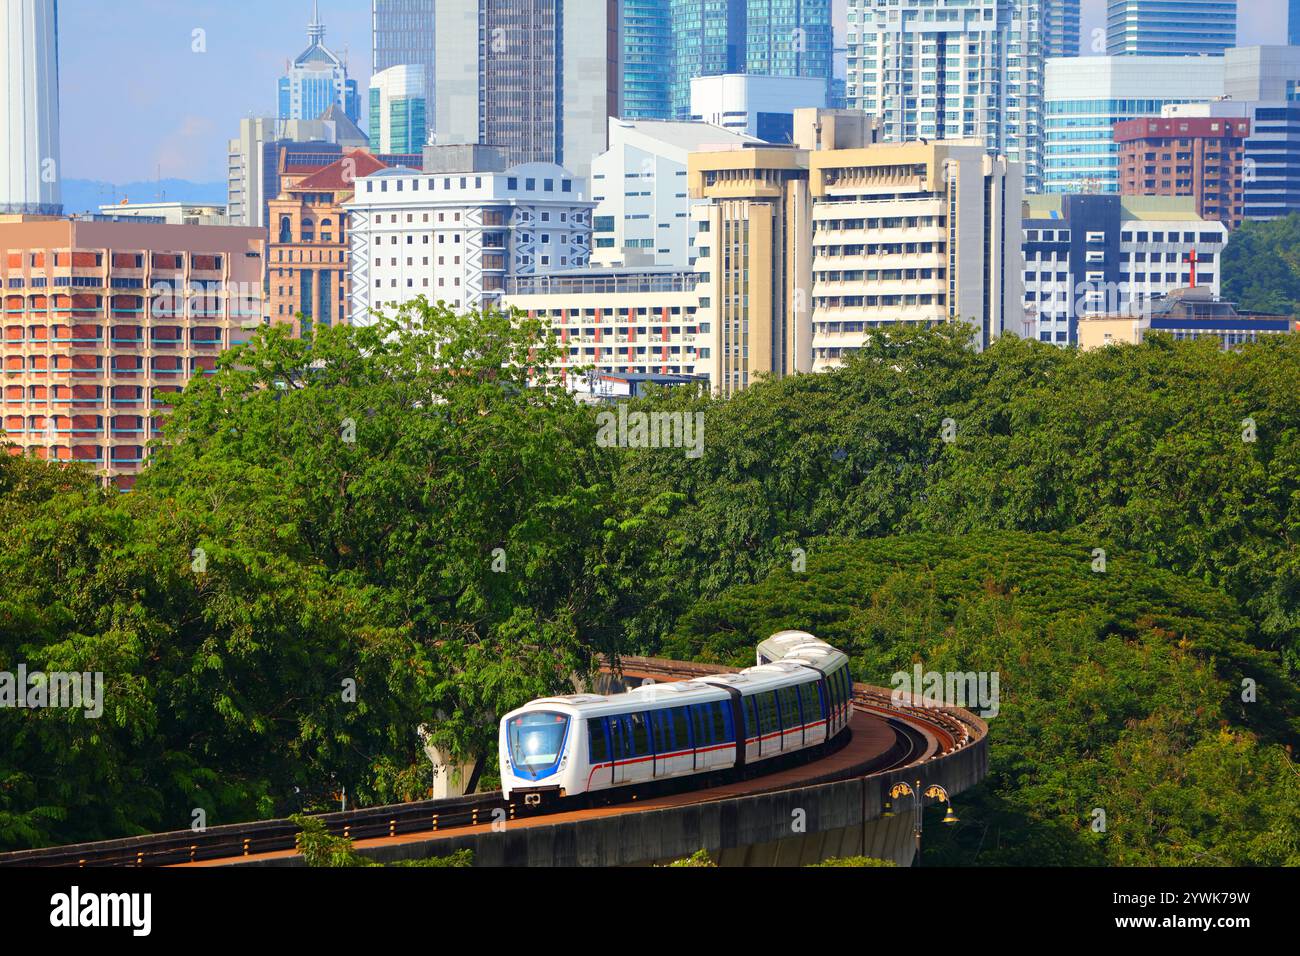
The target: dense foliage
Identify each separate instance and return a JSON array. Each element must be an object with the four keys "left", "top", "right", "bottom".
[
  {"left": 1221, "top": 214, "right": 1300, "bottom": 316},
  {"left": 2, "top": 308, "right": 1298, "bottom": 862},
  {"left": 0, "top": 303, "right": 641, "bottom": 848},
  {"left": 613, "top": 324, "right": 1300, "bottom": 674},
  {"left": 665, "top": 533, "right": 1300, "bottom": 866}
]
